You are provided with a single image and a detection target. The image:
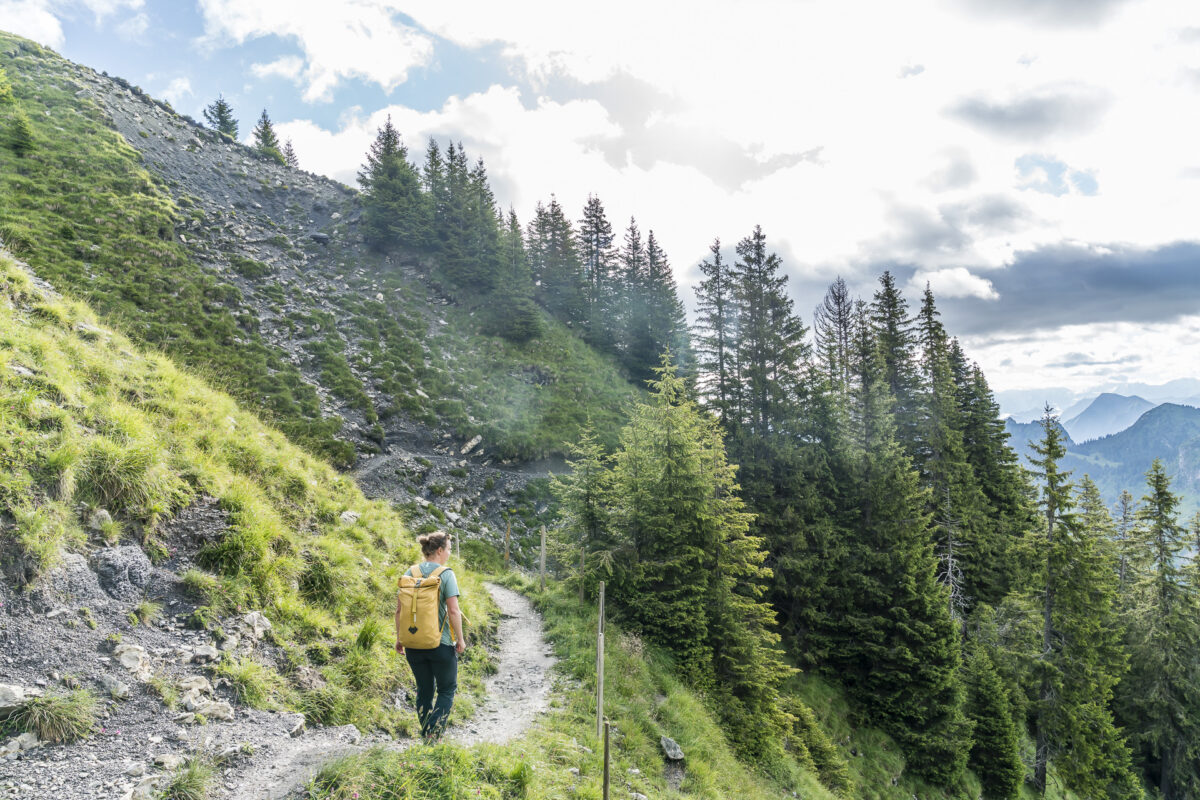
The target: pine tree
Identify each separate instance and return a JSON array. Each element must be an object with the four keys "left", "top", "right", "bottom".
[
  {"left": 964, "top": 645, "right": 1024, "bottom": 800},
  {"left": 202, "top": 94, "right": 238, "bottom": 138},
  {"left": 577, "top": 195, "right": 618, "bottom": 350},
  {"left": 252, "top": 109, "right": 283, "bottom": 163},
  {"left": 834, "top": 331, "right": 970, "bottom": 785},
  {"left": 526, "top": 197, "right": 585, "bottom": 326},
  {"left": 870, "top": 271, "right": 920, "bottom": 449},
  {"left": 1117, "top": 461, "right": 1200, "bottom": 799},
  {"left": 356, "top": 116, "right": 424, "bottom": 252},
  {"left": 1028, "top": 416, "right": 1139, "bottom": 798},
  {"left": 481, "top": 208, "right": 542, "bottom": 342},
  {"left": 552, "top": 425, "right": 616, "bottom": 601},
  {"left": 813, "top": 276, "right": 855, "bottom": 394},
  {"left": 694, "top": 238, "right": 737, "bottom": 424},
  {"left": 621, "top": 230, "right": 689, "bottom": 385},
  {"left": 282, "top": 139, "right": 298, "bottom": 168}
]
